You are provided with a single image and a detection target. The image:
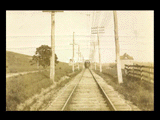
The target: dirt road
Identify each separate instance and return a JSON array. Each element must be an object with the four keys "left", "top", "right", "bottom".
[{"left": 6, "top": 70, "right": 48, "bottom": 78}]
